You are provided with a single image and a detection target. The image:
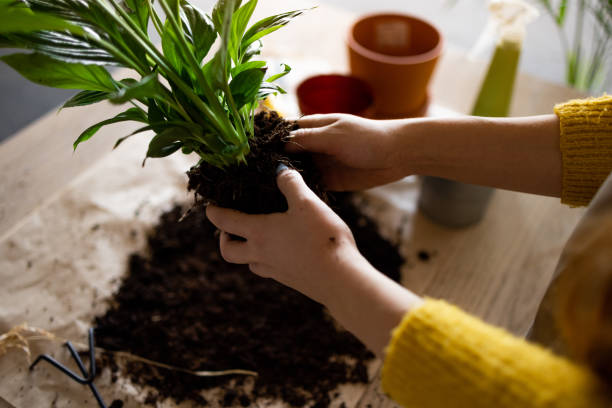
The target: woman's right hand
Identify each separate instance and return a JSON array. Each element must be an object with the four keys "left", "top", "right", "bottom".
[{"left": 287, "top": 114, "right": 409, "bottom": 191}]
